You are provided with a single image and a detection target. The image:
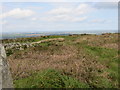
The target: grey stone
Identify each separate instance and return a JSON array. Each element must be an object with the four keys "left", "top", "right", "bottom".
[{"left": 0, "top": 44, "right": 13, "bottom": 89}]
